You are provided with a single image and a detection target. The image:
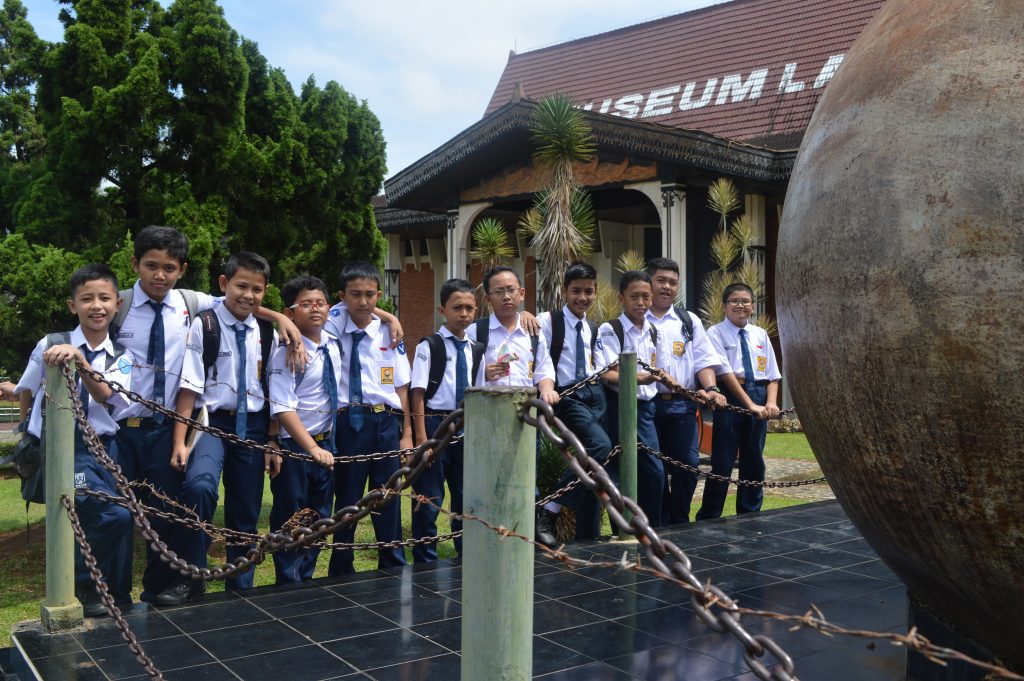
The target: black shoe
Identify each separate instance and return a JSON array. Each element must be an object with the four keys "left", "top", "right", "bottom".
[
  {"left": 76, "top": 586, "right": 108, "bottom": 618},
  {"left": 153, "top": 578, "right": 205, "bottom": 607},
  {"left": 535, "top": 509, "right": 559, "bottom": 548}
]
